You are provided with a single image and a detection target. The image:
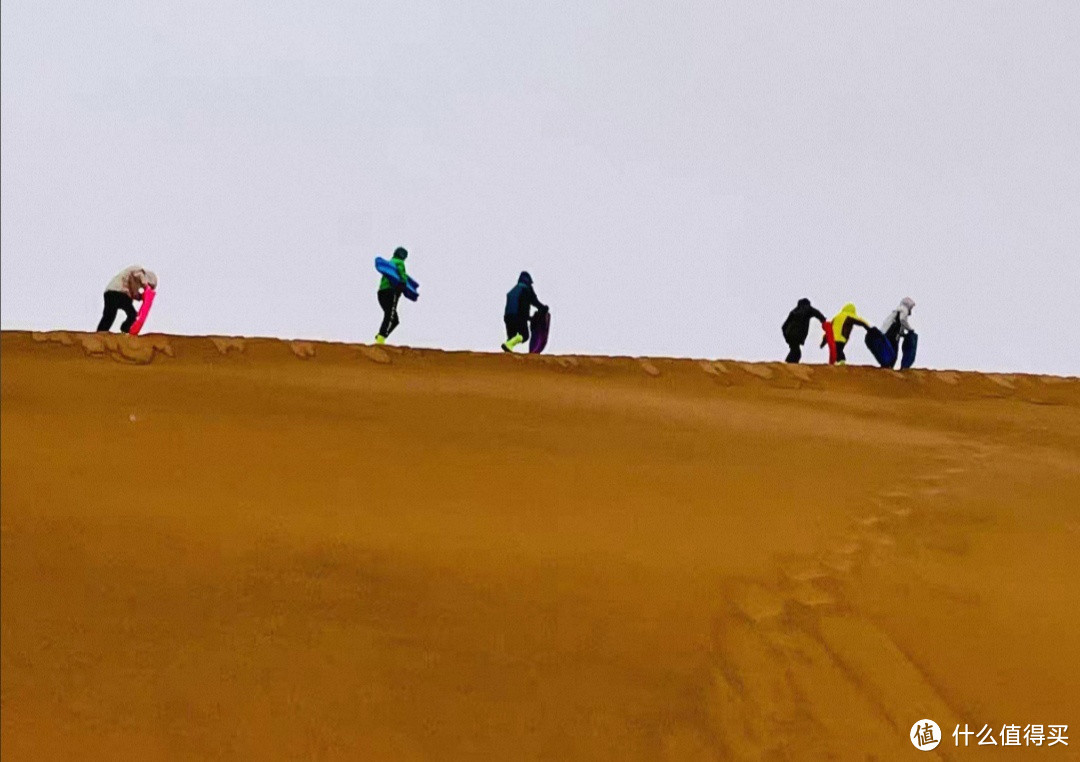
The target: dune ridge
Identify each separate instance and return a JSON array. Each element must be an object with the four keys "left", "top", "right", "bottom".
[{"left": 2, "top": 330, "right": 1078, "bottom": 759}]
